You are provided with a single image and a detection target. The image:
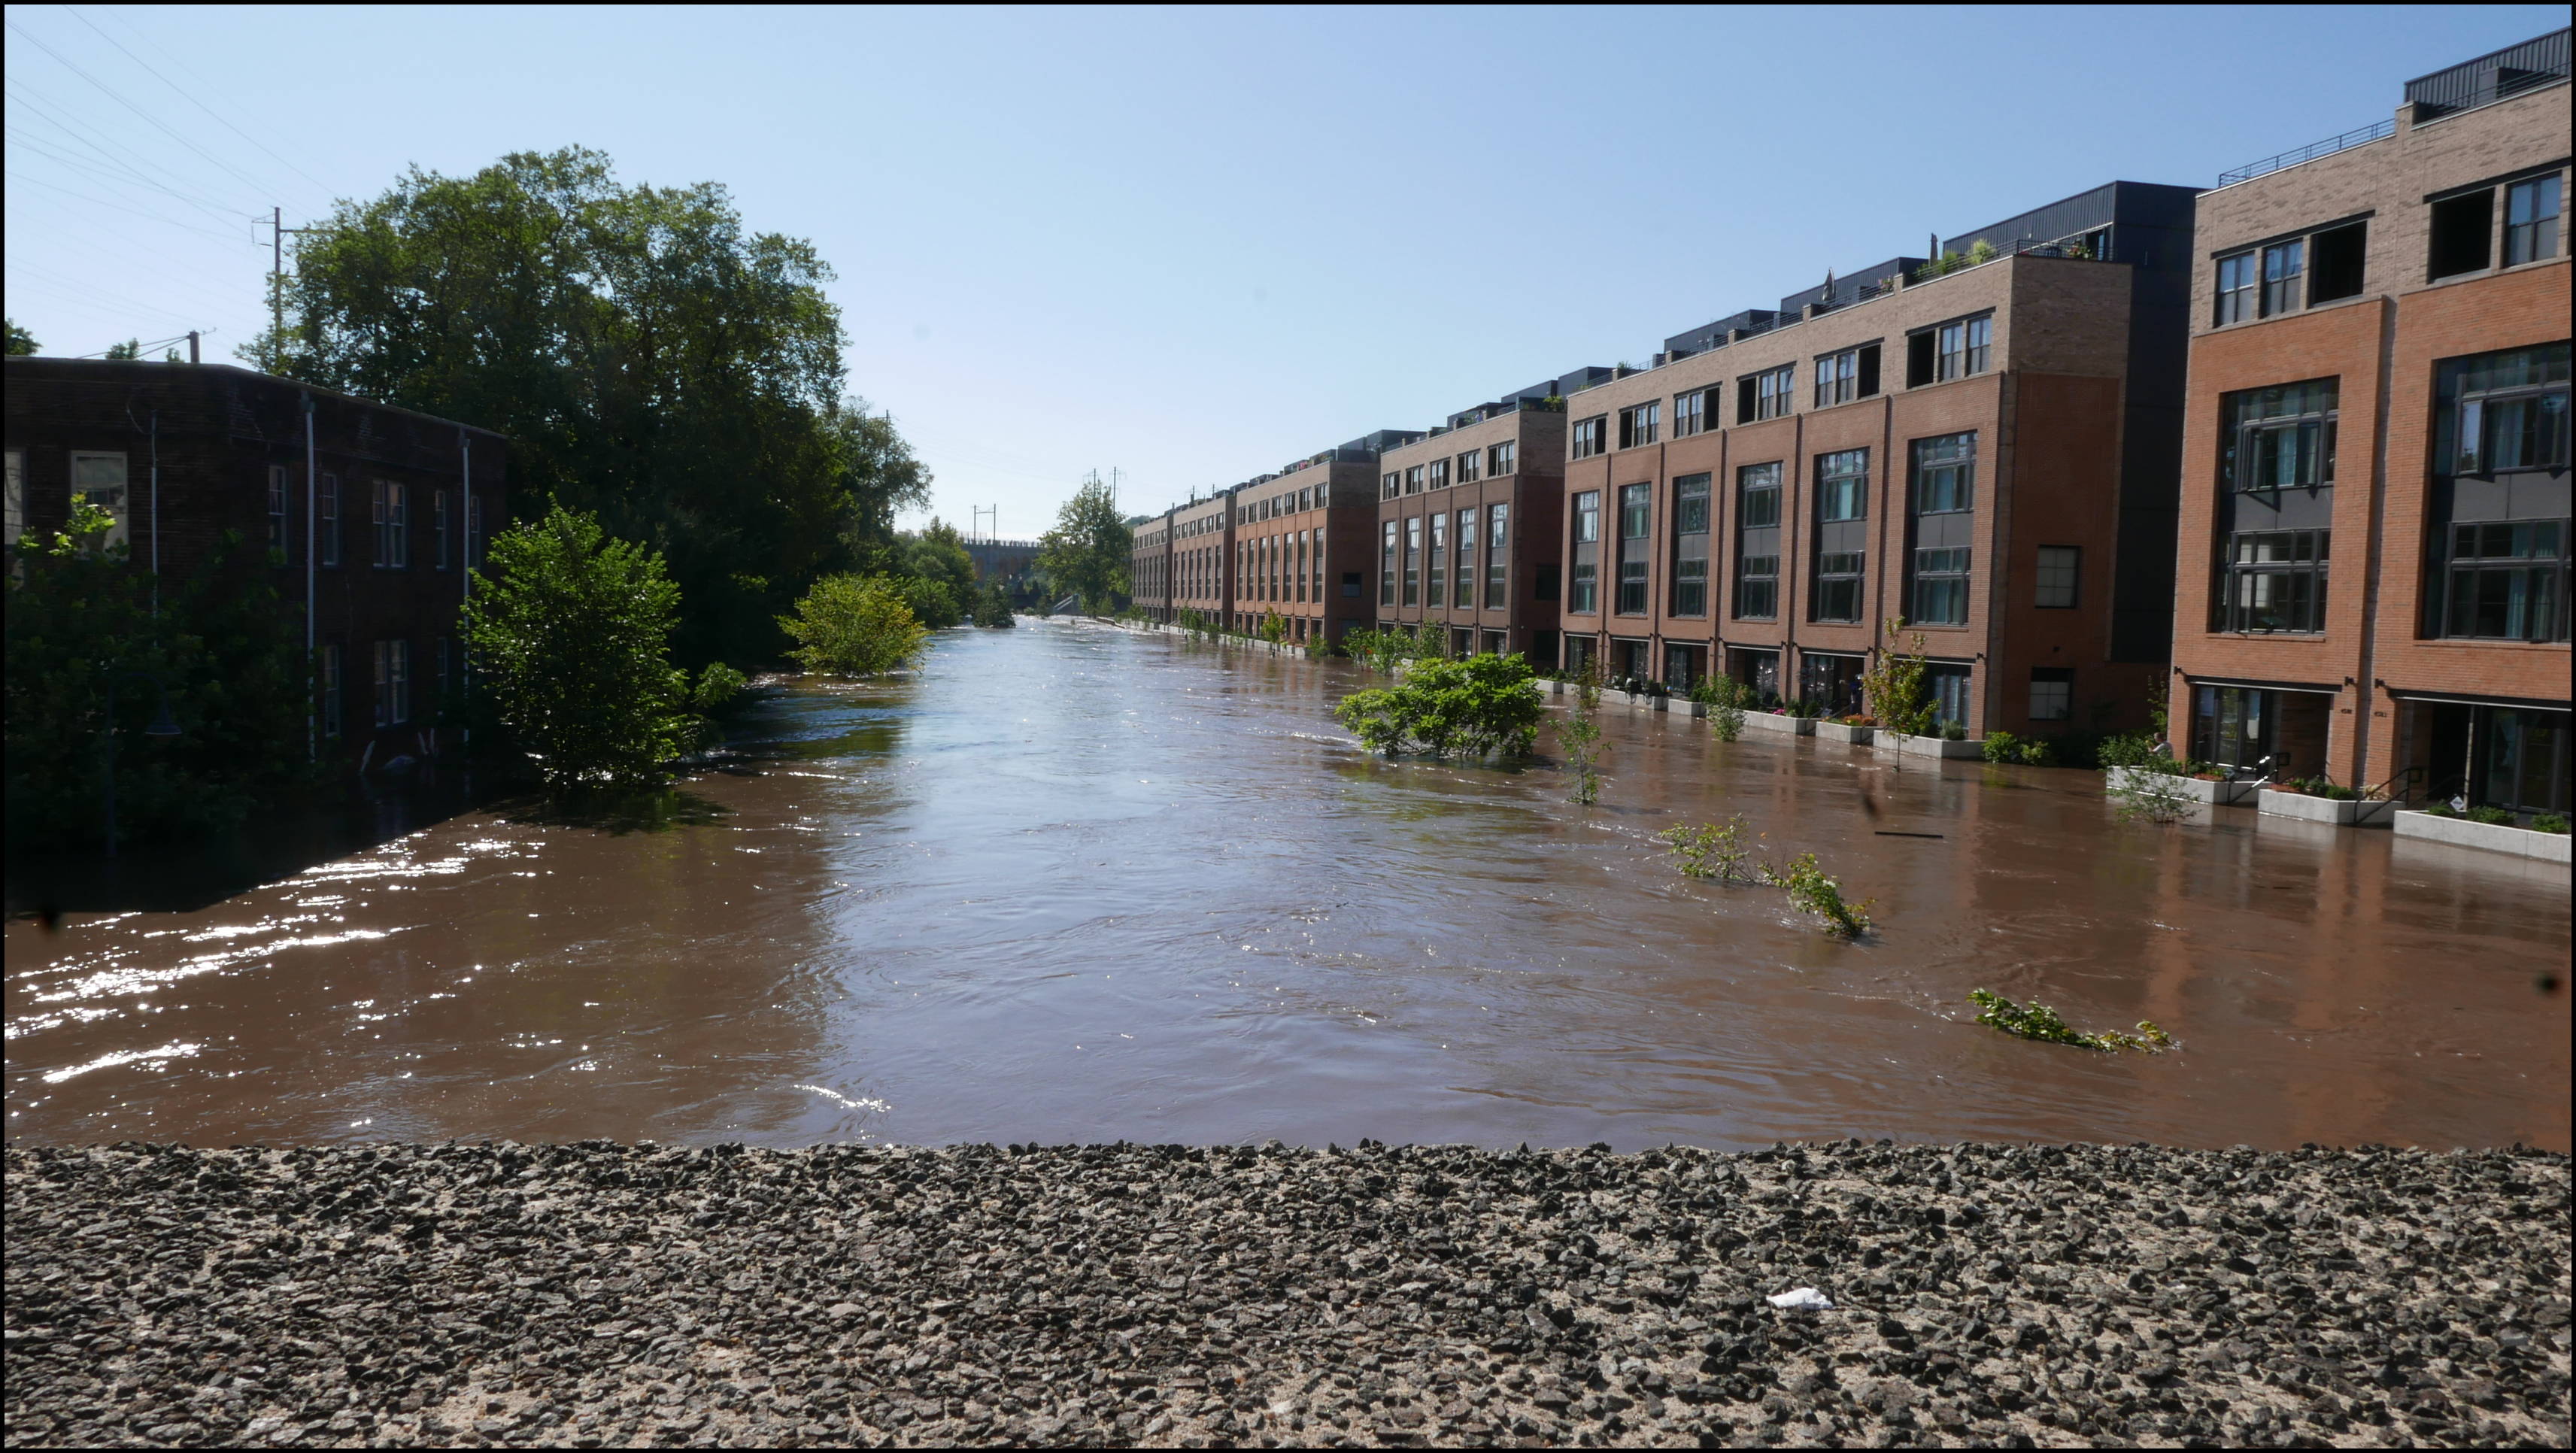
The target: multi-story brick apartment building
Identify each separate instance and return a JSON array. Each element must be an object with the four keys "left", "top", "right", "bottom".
[
  {"left": 6, "top": 358, "right": 509, "bottom": 772},
  {"left": 1129, "top": 514, "right": 1173, "bottom": 620},
  {"left": 1229, "top": 430, "right": 1418, "bottom": 643},
  {"left": 1373, "top": 370, "right": 1594, "bottom": 661},
  {"left": 2168, "top": 29, "right": 2568, "bottom": 815},
  {"left": 1549, "top": 180, "right": 2198, "bottom": 733},
  {"left": 1158, "top": 487, "right": 1236, "bottom": 626}
]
